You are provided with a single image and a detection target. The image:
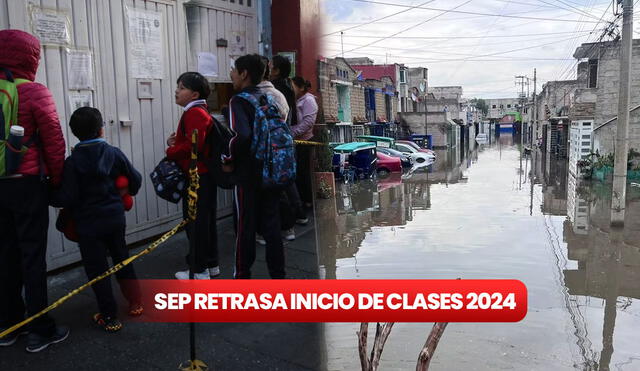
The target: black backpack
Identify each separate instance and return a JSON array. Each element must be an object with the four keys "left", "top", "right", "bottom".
[{"left": 206, "top": 114, "right": 238, "bottom": 189}]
